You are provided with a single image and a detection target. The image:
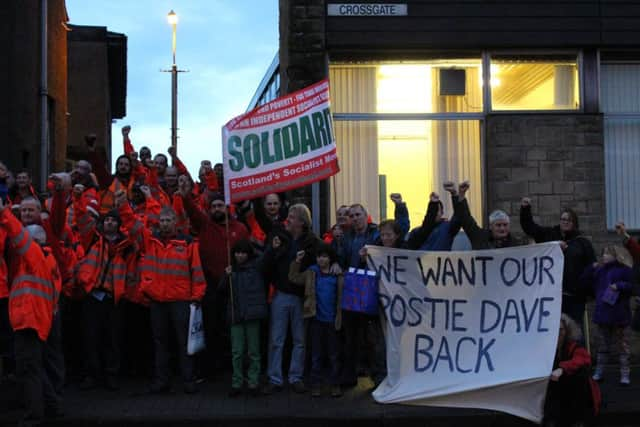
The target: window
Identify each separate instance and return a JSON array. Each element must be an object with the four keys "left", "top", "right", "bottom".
[
  {"left": 330, "top": 120, "right": 482, "bottom": 229},
  {"left": 329, "top": 61, "right": 483, "bottom": 228},
  {"left": 602, "top": 63, "right": 640, "bottom": 229},
  {"left": 490, "top": 55, "right": 580, "bottom": 111}
]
